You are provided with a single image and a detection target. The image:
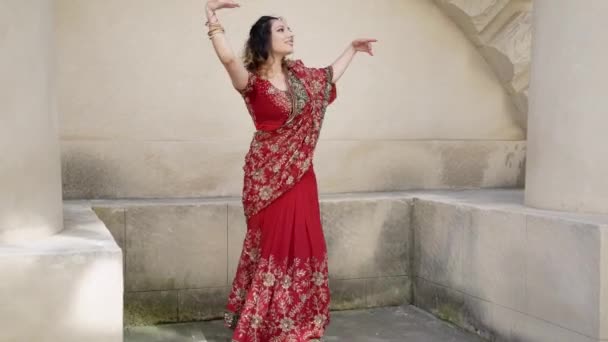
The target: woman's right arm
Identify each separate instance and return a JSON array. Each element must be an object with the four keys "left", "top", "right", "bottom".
[{"left": 206, "top": 0, "right": 249, "bottom": 91}]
